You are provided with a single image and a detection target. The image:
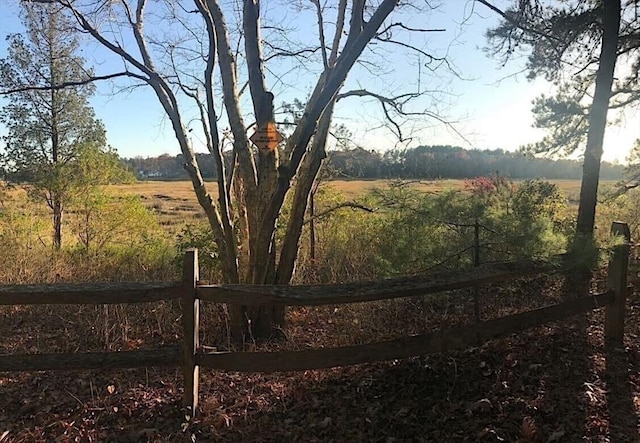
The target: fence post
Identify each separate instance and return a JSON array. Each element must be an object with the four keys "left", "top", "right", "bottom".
[
  {"left": 473, "top": 220, "right": 481, "bottom": 322},
  {"left": 605, "top": 222, "right": 630, "bottom": 348},
  {"left": 182, "top": 248, "right": 200, "bottom": 415}
]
